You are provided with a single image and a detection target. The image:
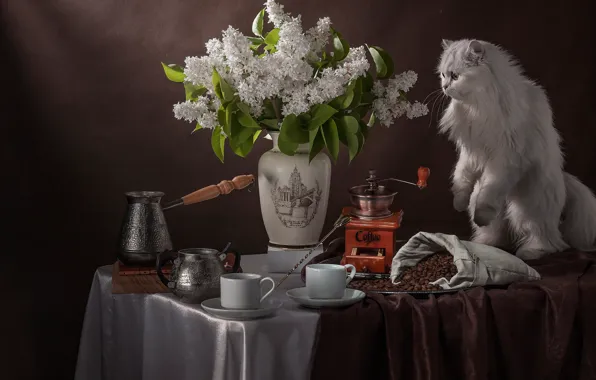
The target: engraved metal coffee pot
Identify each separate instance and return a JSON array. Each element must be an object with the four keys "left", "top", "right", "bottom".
[
  {"left": 156, "top": 247, "right": 240, "bottom": 304},
  {"left": 118, "top": 191, "right": 173, "bottom": 266},
  {"left": 117, "top": 175, "right": 254, "bottom": 266}
]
